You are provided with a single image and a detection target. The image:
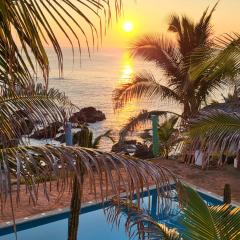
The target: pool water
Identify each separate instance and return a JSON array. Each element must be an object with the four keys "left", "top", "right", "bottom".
[{"left": 0, "top": 189, "right": 222, "bottom": 240}]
